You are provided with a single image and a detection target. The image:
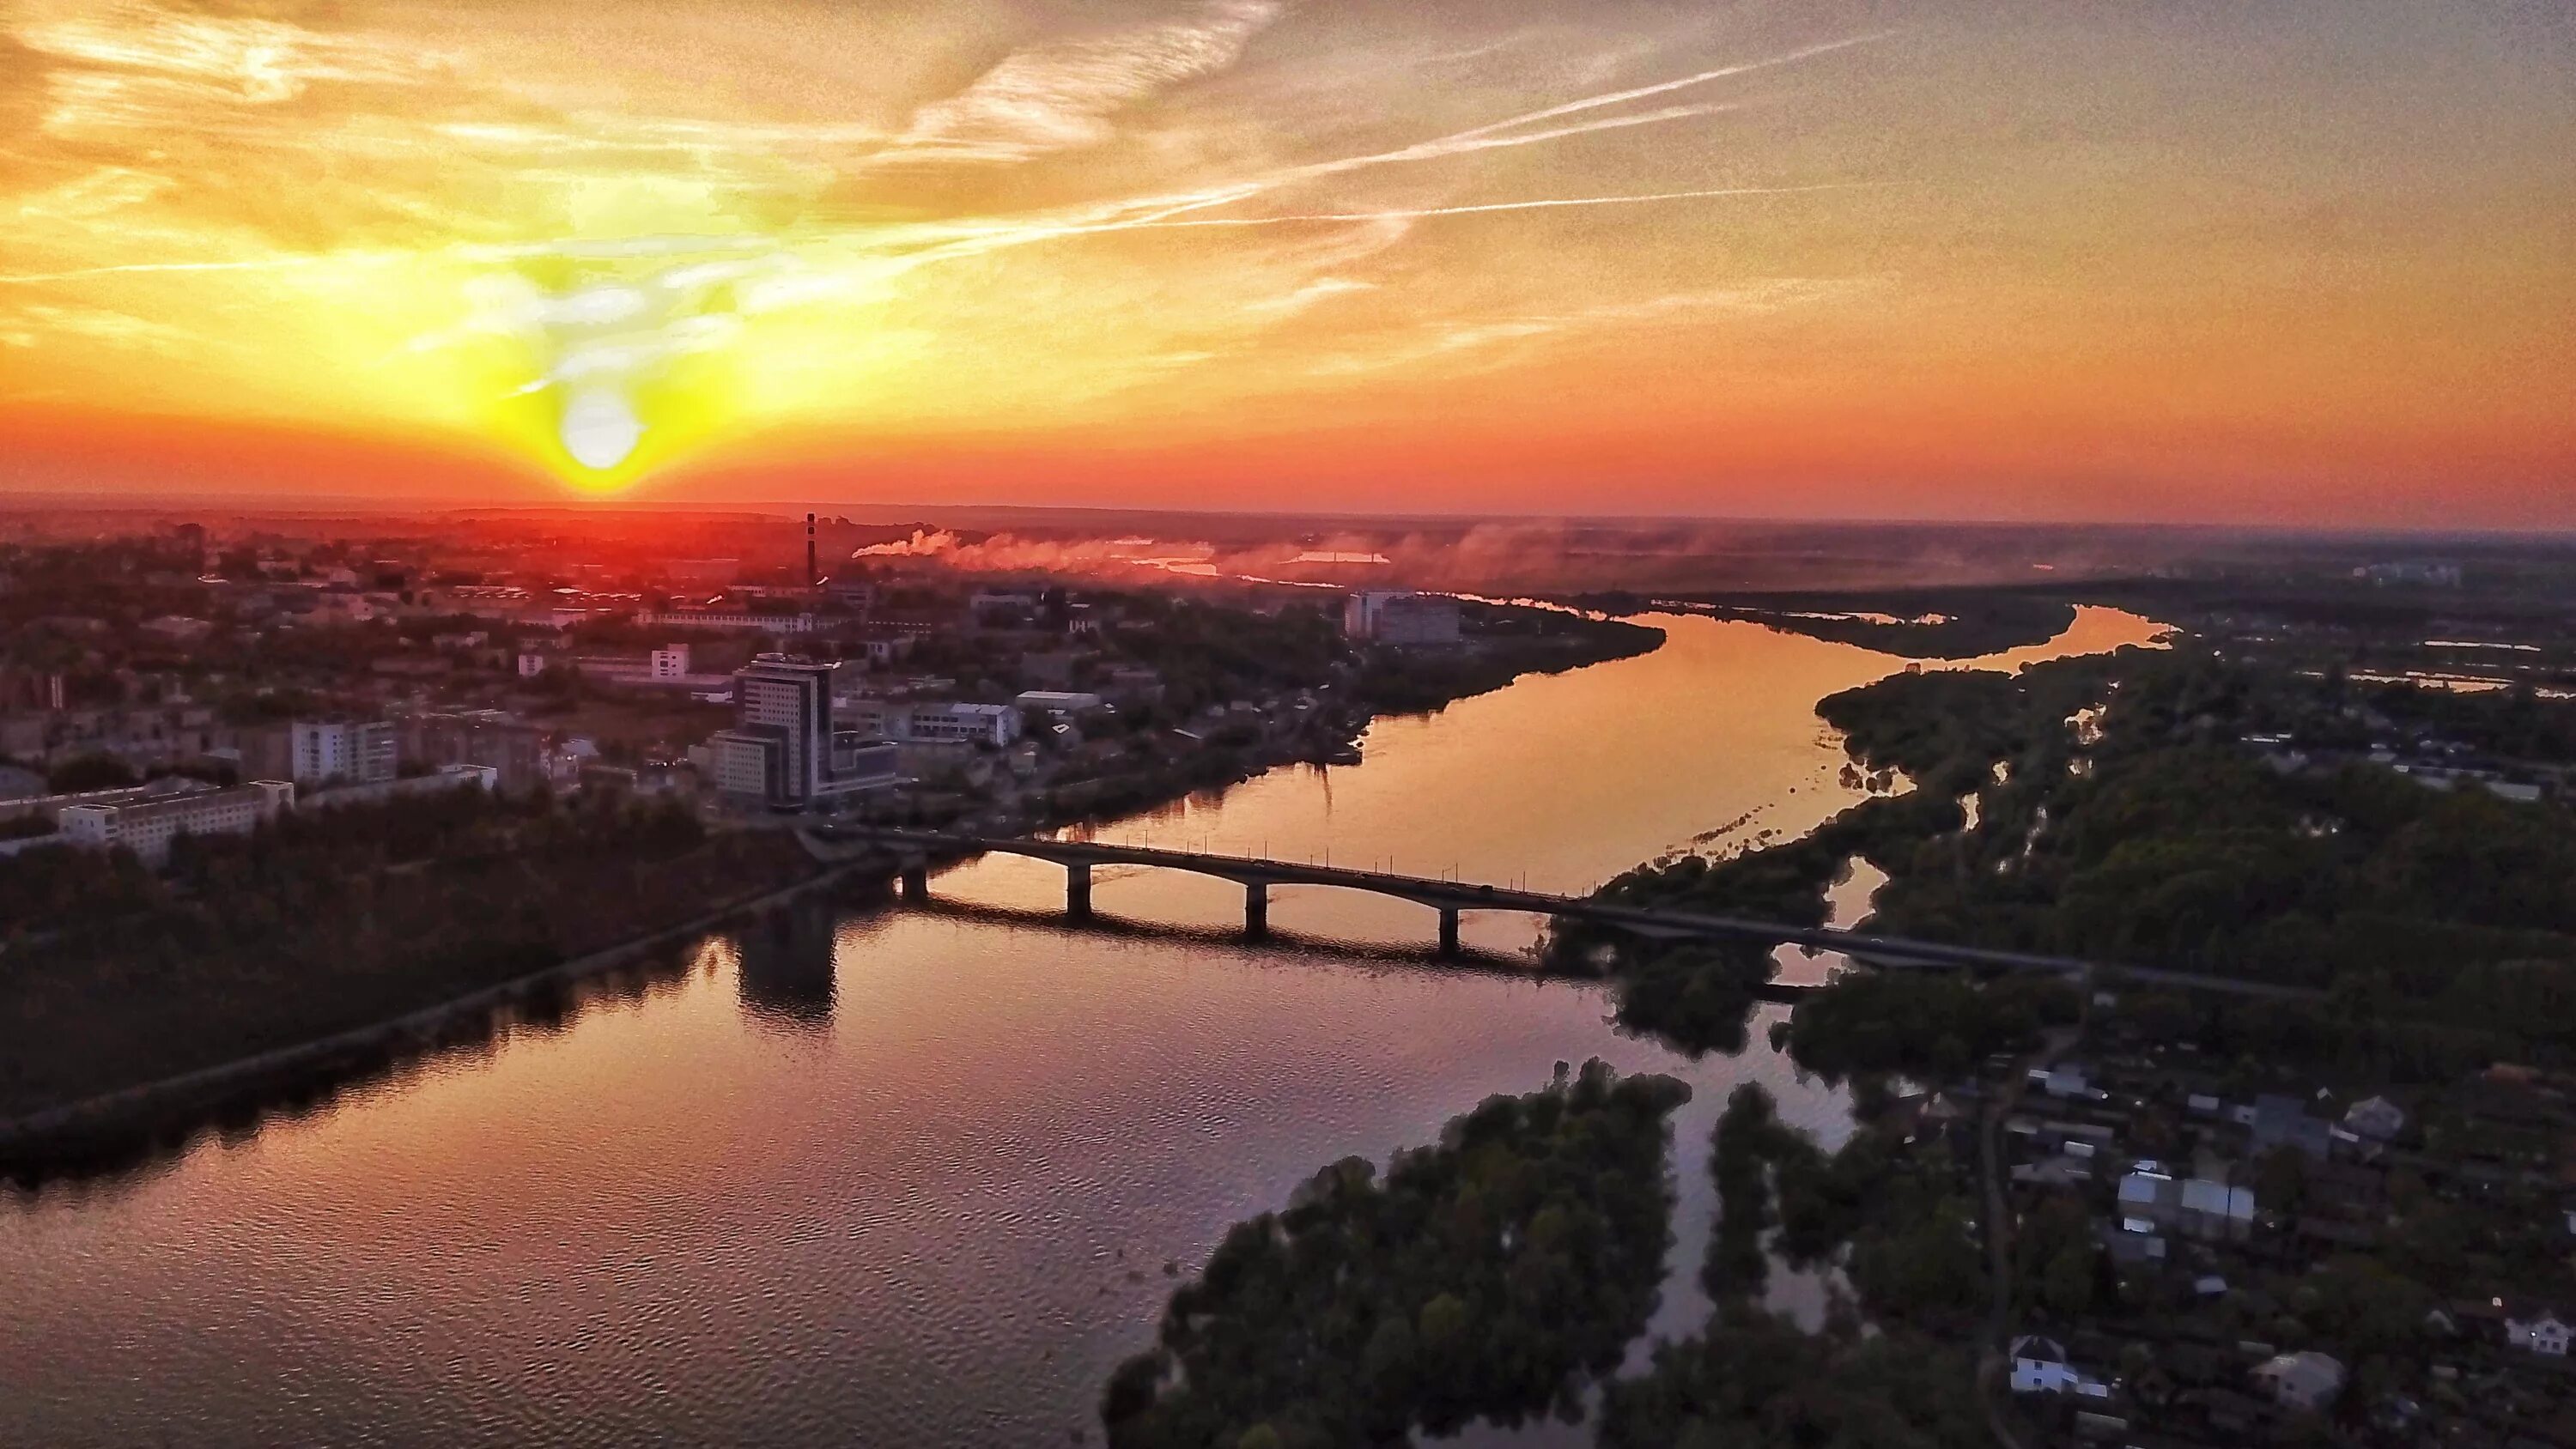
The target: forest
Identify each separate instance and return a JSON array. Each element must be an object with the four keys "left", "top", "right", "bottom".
[
  {"left": 1564, "top": 641, "right": 2576, "bottom": 1080},
  {"left": 1100, "top": 1062, "right": 1690, "bottom": 1449},
  {"left": 0, "top": 787, "right": 815, "bottom": 1125},
  {"left": 1598, "top": 1082, "right": 1993, "bottom": 1448}
]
